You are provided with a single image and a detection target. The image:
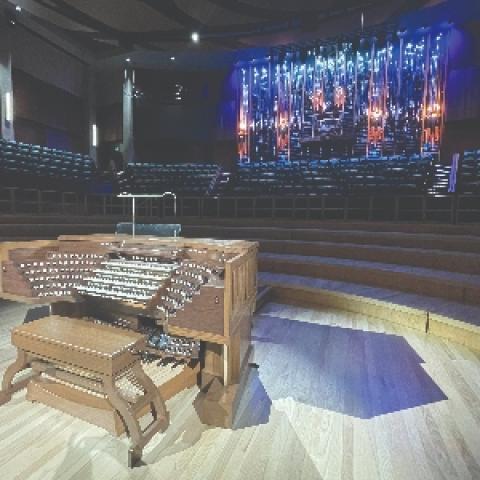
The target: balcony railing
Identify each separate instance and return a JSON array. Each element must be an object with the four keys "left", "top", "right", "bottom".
[{"left": 1, "top": 186, "right": 479, "bottom": 224}]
